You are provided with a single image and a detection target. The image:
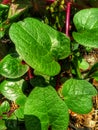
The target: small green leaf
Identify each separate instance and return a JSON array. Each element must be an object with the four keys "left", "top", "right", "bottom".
[
  {"left": 0, "top": 54, "right": 29, "bottom": 78},
  {"left": 78, "top": 58, "right": 89, "bottom": 70},
  {"left": 62, "top": 78, "right": 97, "bottom": 114},
  {"left": 9, "top": 18, "right": 70, "bottom": 76},
  {"left": 73, "top": 8, "right": 98, "bottom": 48},
  {"left": 0, "top": 101, "right": 10, "bottom": 113},
  {"left": 0, "top": 79, "right": 26, "bottom": 101},
  {"left": 24, "top": 86, "right": 69, "bottom": 130}
]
